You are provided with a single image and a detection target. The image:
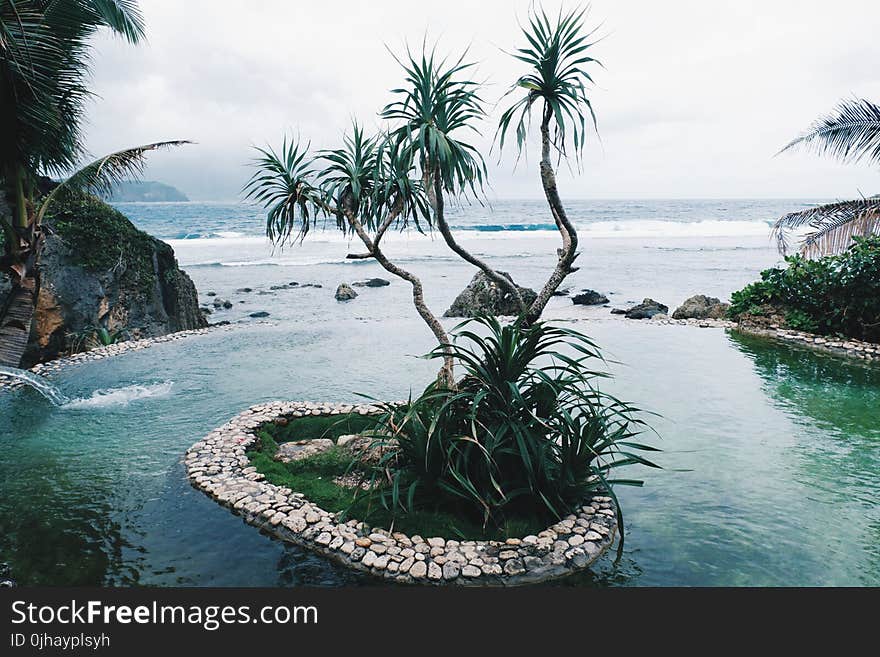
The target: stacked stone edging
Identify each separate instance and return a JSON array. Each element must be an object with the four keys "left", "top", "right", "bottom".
[
  {"left": 184, "top": 401, "right": 618, "bottom": 586},
  {"left": 733, "top": 324, "right": 880, "bottom": 364},
  {"left": 0, "top": 323, "right": 247, "bottom": 390}
]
